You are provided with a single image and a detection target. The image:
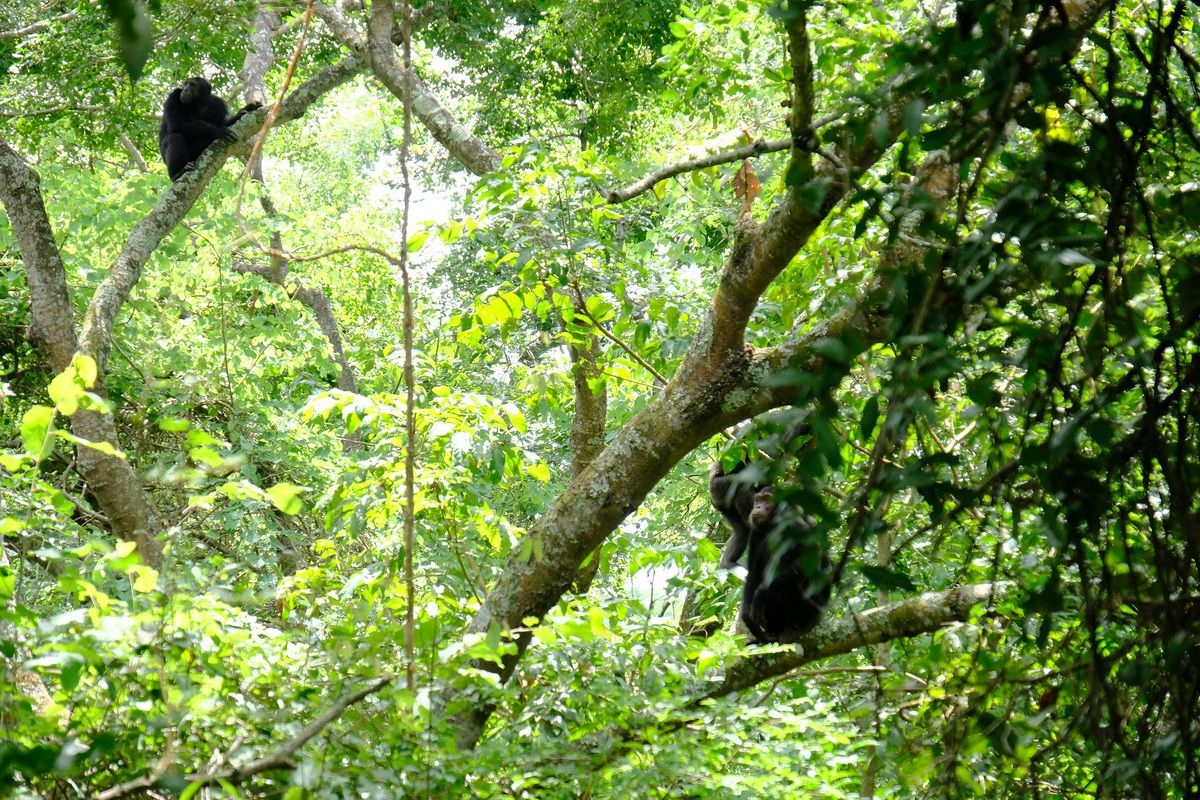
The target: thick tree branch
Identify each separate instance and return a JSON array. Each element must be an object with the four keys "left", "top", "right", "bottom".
[
  {"left": 443, "top": 92, "right": 907, "bottom": 751},
  {"left": 0, "top": 141, "right": 77, "bottom": 368},
  {"left": 443, "top": 0, "right": 1115, "bottom": 749},
  {"left": 272, "top": 54, "right": 365, "bottom": 126},
  {"left": 701, "top": 583, "right": 1010, "bottom": 701},
  {"left": 0, "top": 57, "right": 364, "bottom": 567},
  {"left": 0, "top": 140, "right": 166, "bottom": 565},
  {"left": 314, "top": 2, "right": 501, "bottom": 174},
  {"left": 82, "top": 54, "right": 363, "bottom": 373},
  {"left": 566, "top": 298, "right": 608, "bottom": 593},
  {"left": 242, "top": 4, "right": 279, "bottom": 109},
  {"left": 557, "top": 582, "right": 1009, "bottom": 773},
  {"left": 366, "top": 0, "right": 394, "bottom": 64},
  {"left": 787, "top": 9, "right": 815, "bottom": 145}
]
